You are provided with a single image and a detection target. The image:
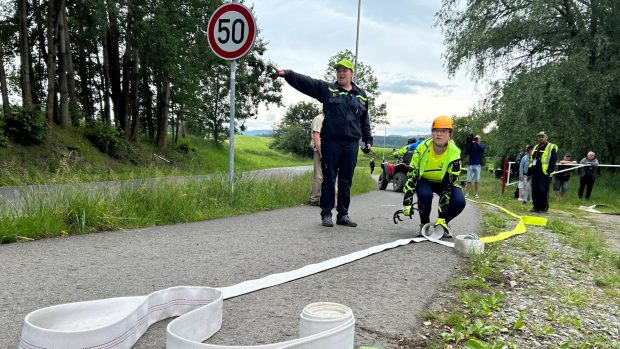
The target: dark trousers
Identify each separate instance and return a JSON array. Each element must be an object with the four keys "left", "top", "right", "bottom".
[
  {"left": 320, "top": 139, "right": 359, "bottom": 219},
  {"left": 415, "top": 179, "right": 466, "bottom": 224},
  {"left": 578, "top": 175, "right": 595, "bottom": 199},
  {"left": 531, "top": 174, "right": 550, "bottom": 212}
]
